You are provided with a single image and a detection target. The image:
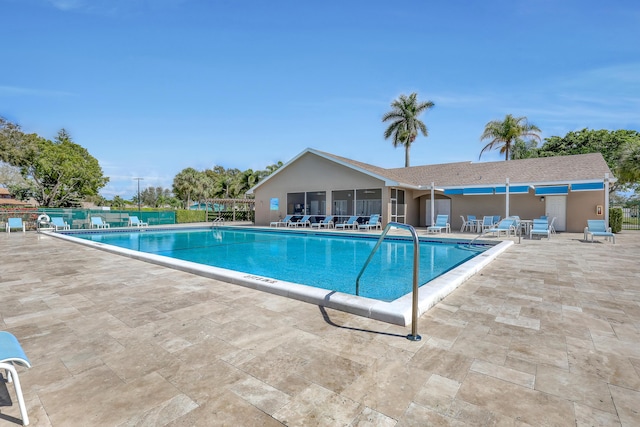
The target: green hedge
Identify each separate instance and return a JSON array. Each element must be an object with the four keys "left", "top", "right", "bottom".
[
  {"left": 175, "top": 209, "right": 206, "bottom": 223},
  {"left": 609, "top": 207, "right": 622, "bottom": 233}
]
